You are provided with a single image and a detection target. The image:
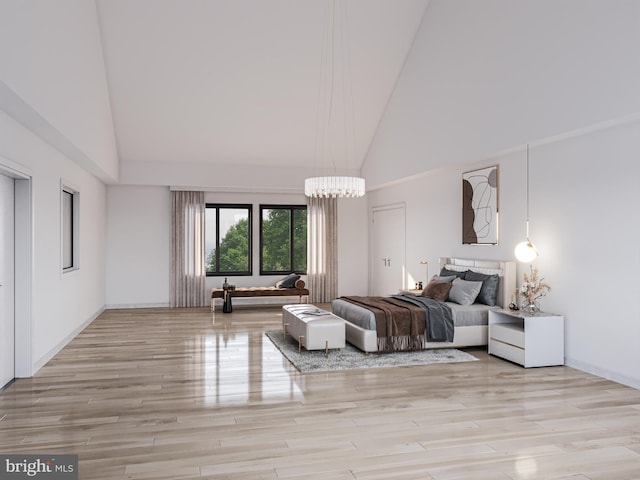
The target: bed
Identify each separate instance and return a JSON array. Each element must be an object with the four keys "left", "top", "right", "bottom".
[{"left": 331, "top": 257, "right": 516, "bottom": 352}]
